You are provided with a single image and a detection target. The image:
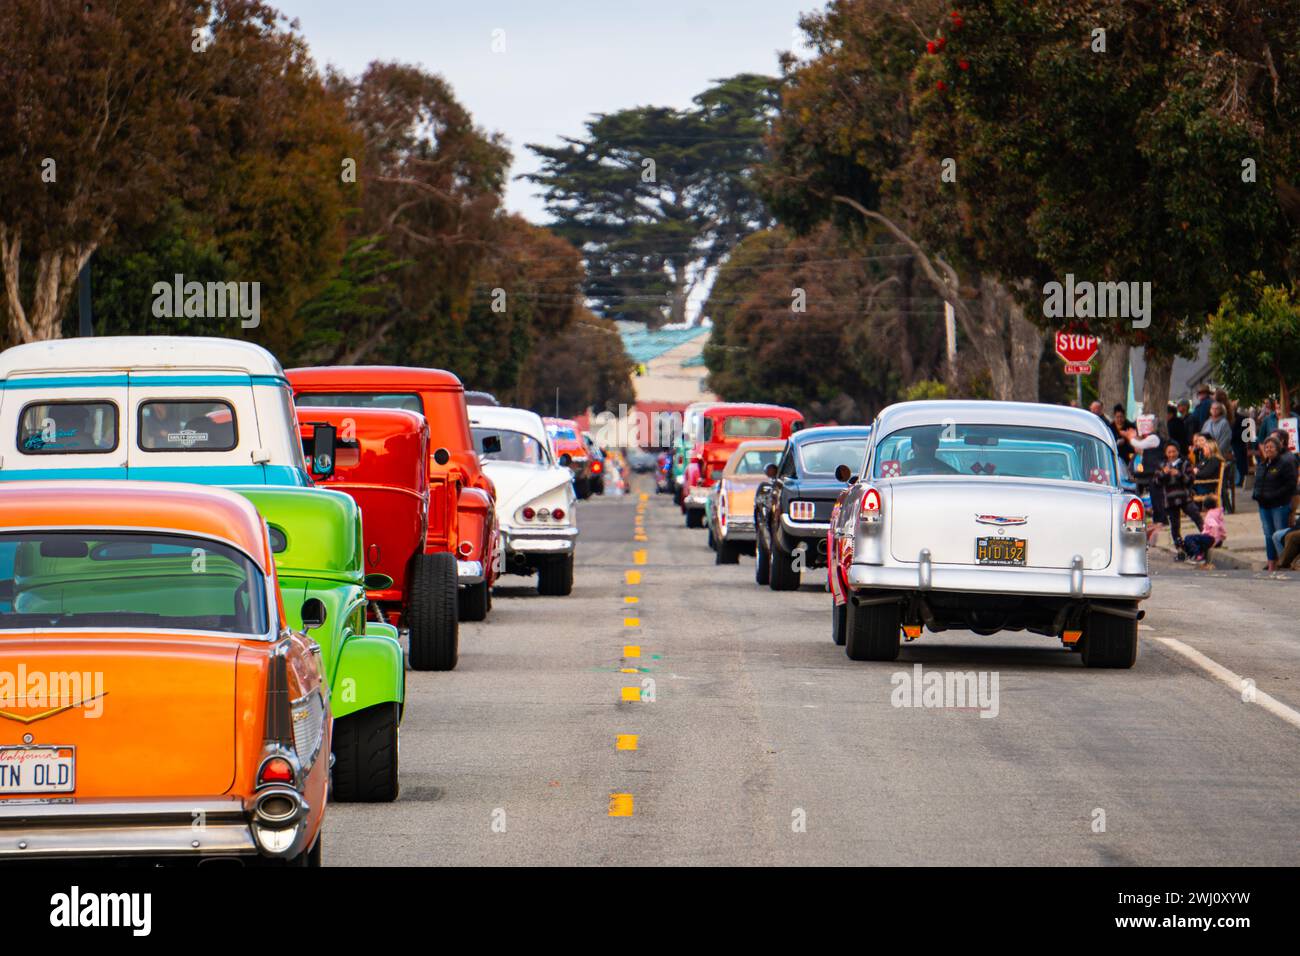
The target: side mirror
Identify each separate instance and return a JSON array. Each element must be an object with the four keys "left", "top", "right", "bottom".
[
  {"left": 364, "top": 573, "right": 394, "bottom": 591},
  {"left": 432, "top": 447, "right": 451, "bottom": 466},
  {"left": 835, "top": 464, "right": 852, "bottom": 483},
  {"left": 300, "top": 597, "right": 328, "bottom": 630},
  {"left": 481, "top": 434, "right": 502, "bottom": 455},
  {"left": 308, "top": 422, "right": 336, "bottom": 477},
  {"left": 764, "top": 463, "right": 778, "bottom": 479},
  {"left": 559, "top": 452, "right": 572, "bottom": 467}
]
